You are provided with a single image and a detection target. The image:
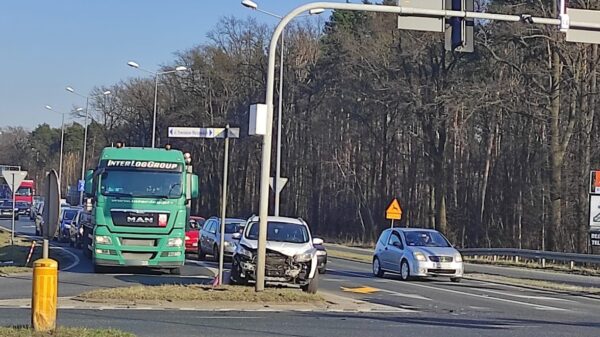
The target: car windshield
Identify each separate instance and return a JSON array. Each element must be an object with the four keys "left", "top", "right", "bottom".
[
  {"left": 1, "top": 201, "right": 14, "bottom": 208},
  {"left": 100, "top": 169, "right": 183, "bottom": 198},
  {"left": 16, "top": 202, "right": 29, "bottom": 208},
  {"left": 246, "top": 221, "right": 309, "bottom": 243},
  {"left": 62, "top": 210, "right": 78, "bottom": 221},
  {"left": 224, "top": 222, "right": 243, "bottom": 234},
  {"left": 404, "top": 231, "right": 451, "bottom": 247}
]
